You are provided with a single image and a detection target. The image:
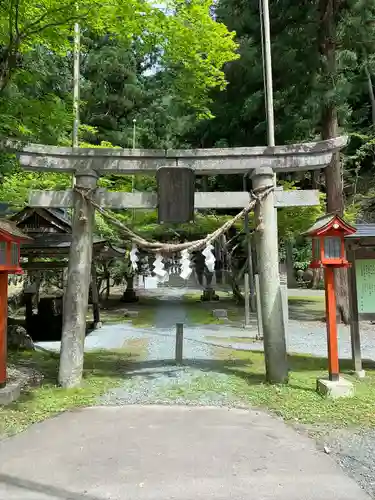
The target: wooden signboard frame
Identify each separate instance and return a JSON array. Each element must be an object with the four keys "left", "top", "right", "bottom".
[{"left": 347, "top": 241, "right": 375, "bottom": 376}]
